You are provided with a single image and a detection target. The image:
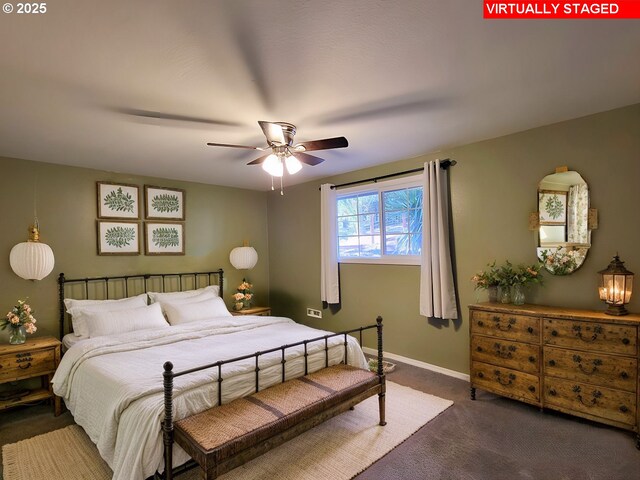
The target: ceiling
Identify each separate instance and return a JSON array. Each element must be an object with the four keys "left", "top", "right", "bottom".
[{"left": 1, "top": 1, "right": 639, "bottom": 191}]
